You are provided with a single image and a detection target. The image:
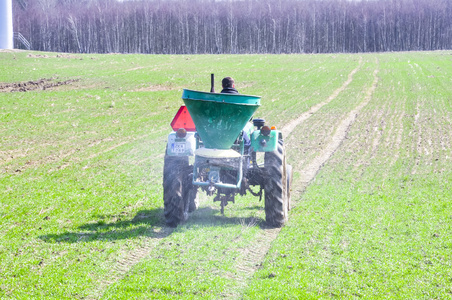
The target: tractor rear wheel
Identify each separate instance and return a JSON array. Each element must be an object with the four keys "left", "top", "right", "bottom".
[
  {"left": 185, "top": 172, "right": 199, "bottom": 213},
  {"left": 286, "top": 164, "right": 293, "bottom": 211},
  {"left": 163, "top": 155, "right": 189, "bottom": 227},
  {"left": 264, "top": 140, "right": 288, "bottom": 227}
]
